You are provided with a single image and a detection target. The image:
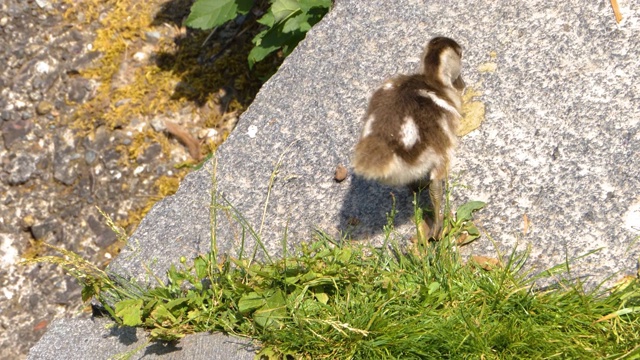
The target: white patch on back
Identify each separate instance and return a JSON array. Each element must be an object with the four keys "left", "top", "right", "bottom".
[
  {"left": 362, "top": 114, "right": 375, "bottom": 138},
  {"left": 400, "top": 116, "right": 420, "bottom": 148},
  {"left": 417, "top": 89, "right": 461, "bottom": 117},
  {"left": 382, "top": 82, "right": 394, "bottom": 90}
]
